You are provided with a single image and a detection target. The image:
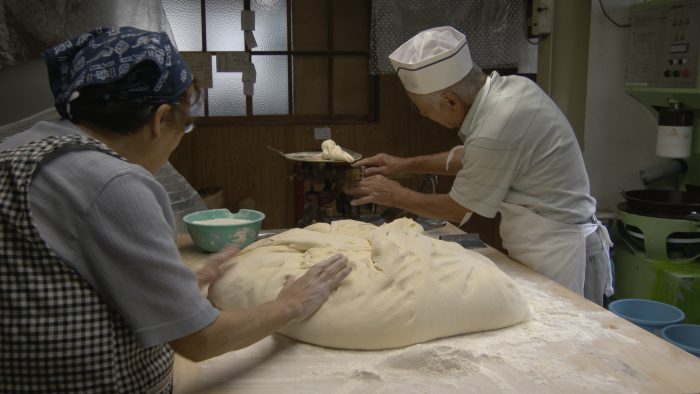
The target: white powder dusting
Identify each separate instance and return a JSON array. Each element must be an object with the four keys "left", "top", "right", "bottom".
[
  {"left": 193, "top": 218, "right": 250, "bottom": 225},
  {"left": 285, "top": 281, "right": 639, "bottom": 393},
  {"left": 178, "top": 279, "right": 644, "bottom": 394}
]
